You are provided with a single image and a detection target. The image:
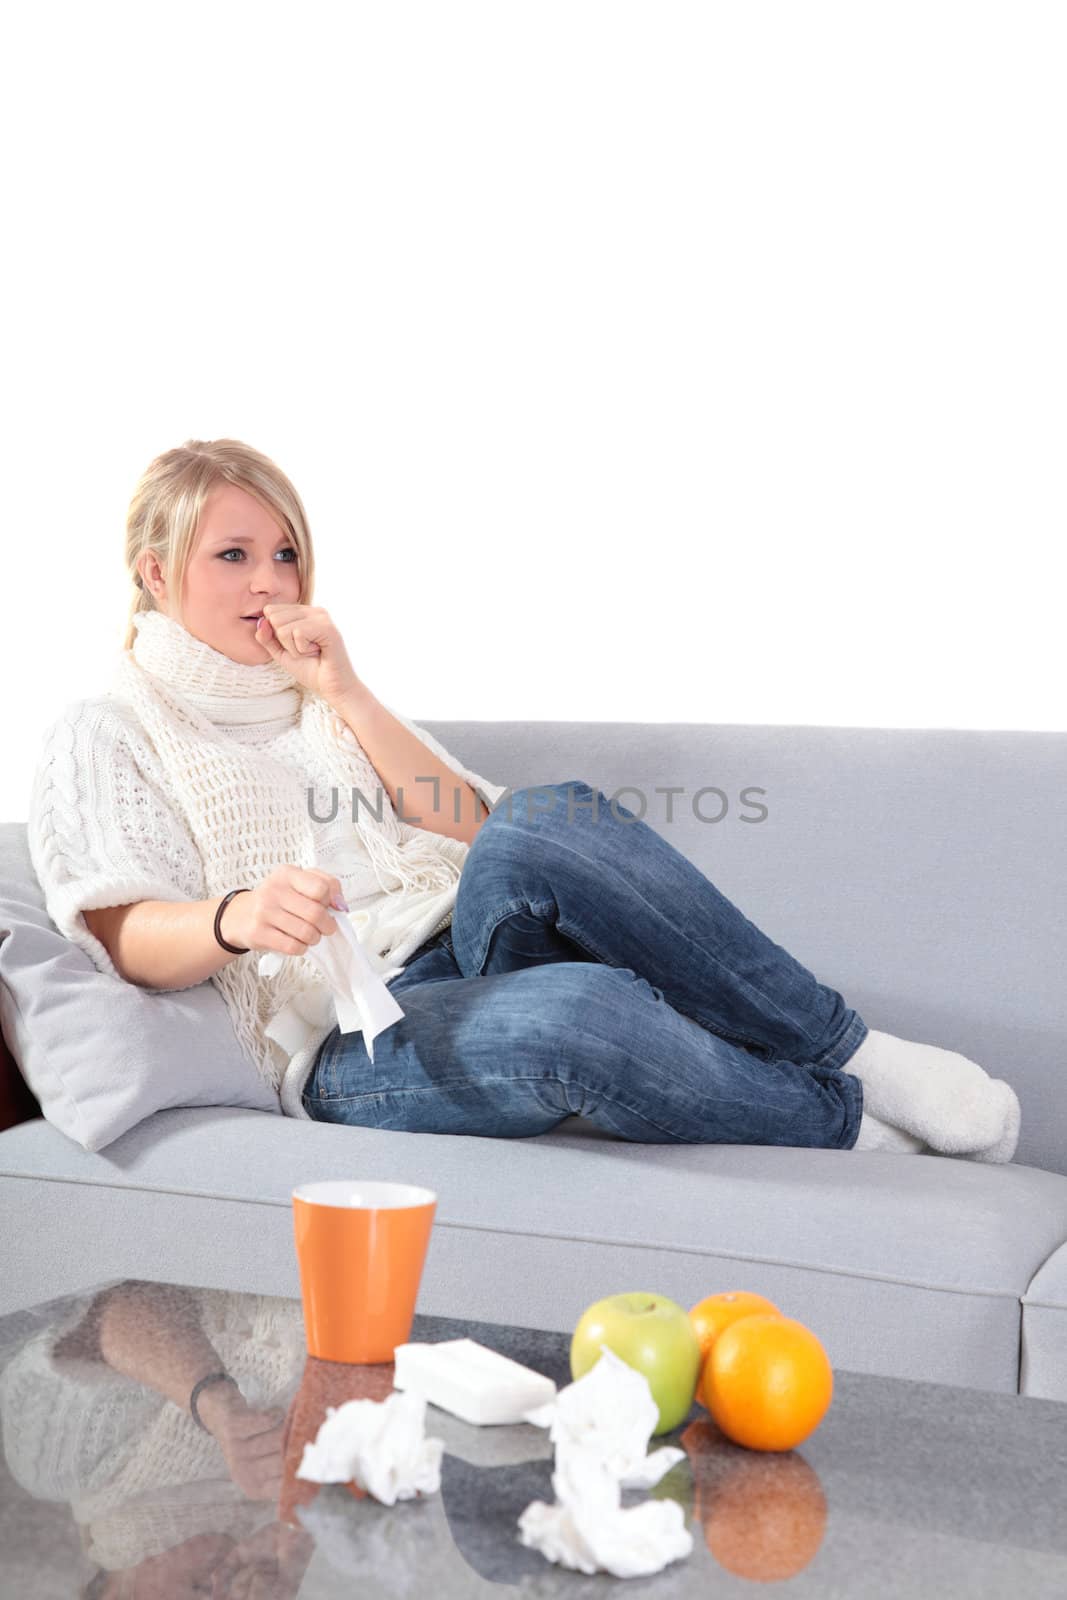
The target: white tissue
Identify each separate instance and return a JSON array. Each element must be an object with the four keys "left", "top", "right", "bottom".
[
  {"left": 294, "top": 1343, "right": 694, "bottom": 1577},
  {"left": 517, "top": 1460, "right": 693, "bottom": 1579},
  {"left": 521, "top": 1344, "right": 685, "bottom": 1488},
  {"left": 516, "top": 1345, "right": 693, "bottom": 1578},
  {"left": 393, "top": 1337, "right": 558, "bottom": 1425},
  {"left": 259, "top": 907, "right": 406, "bottom": 1062},
  {"left": 296, "top": 1389, "right": 444, "bottom": 1506}
]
